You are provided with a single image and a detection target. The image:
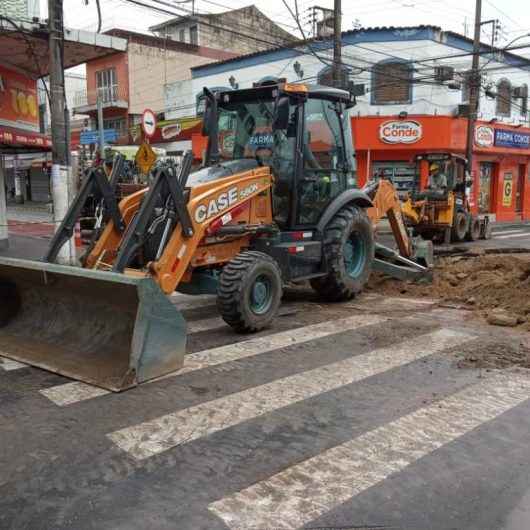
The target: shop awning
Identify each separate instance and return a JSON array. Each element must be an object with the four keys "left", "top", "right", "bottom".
[{"left": 0, "top": 127, "right": 52, "bottom": 154}]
